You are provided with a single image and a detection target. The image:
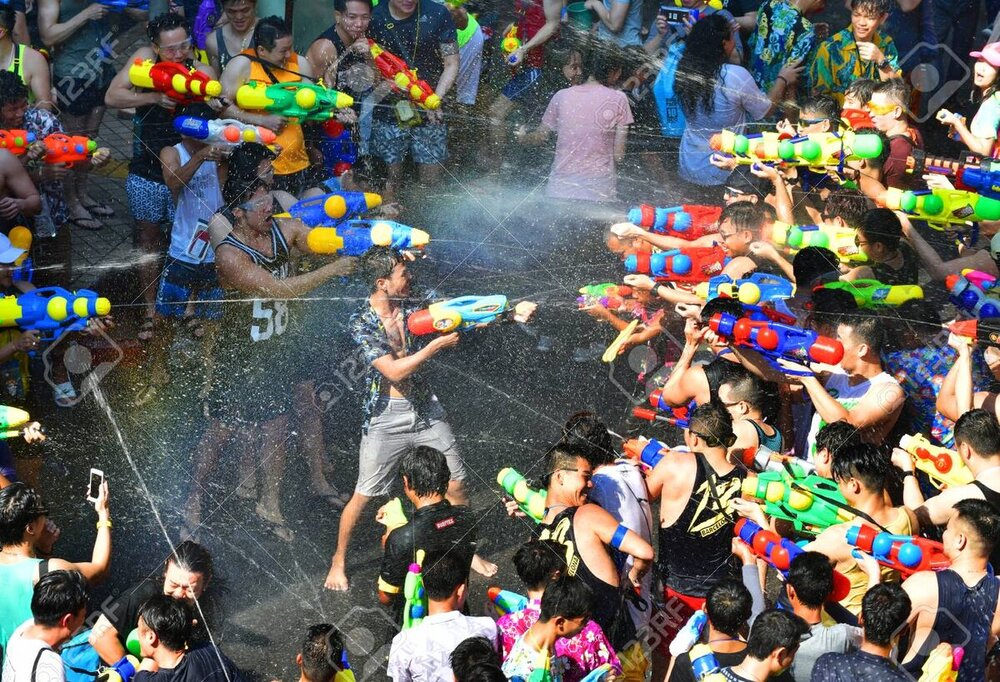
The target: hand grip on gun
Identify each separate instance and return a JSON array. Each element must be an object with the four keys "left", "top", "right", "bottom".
[
  {"left": 845, "top": 524, "right": 950, "bottom": 576},
  {"left": 898, "top": 434, "right": 973, "bottom": 490},
  {"left": 497, "top": 467, "right": 546, "bottom": 522},
  {"left": 369, "top": 40, "right": 441, "bottom": 110},
  {"left": 307, "top": 220, "right": 429, "bottom": 256}
]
